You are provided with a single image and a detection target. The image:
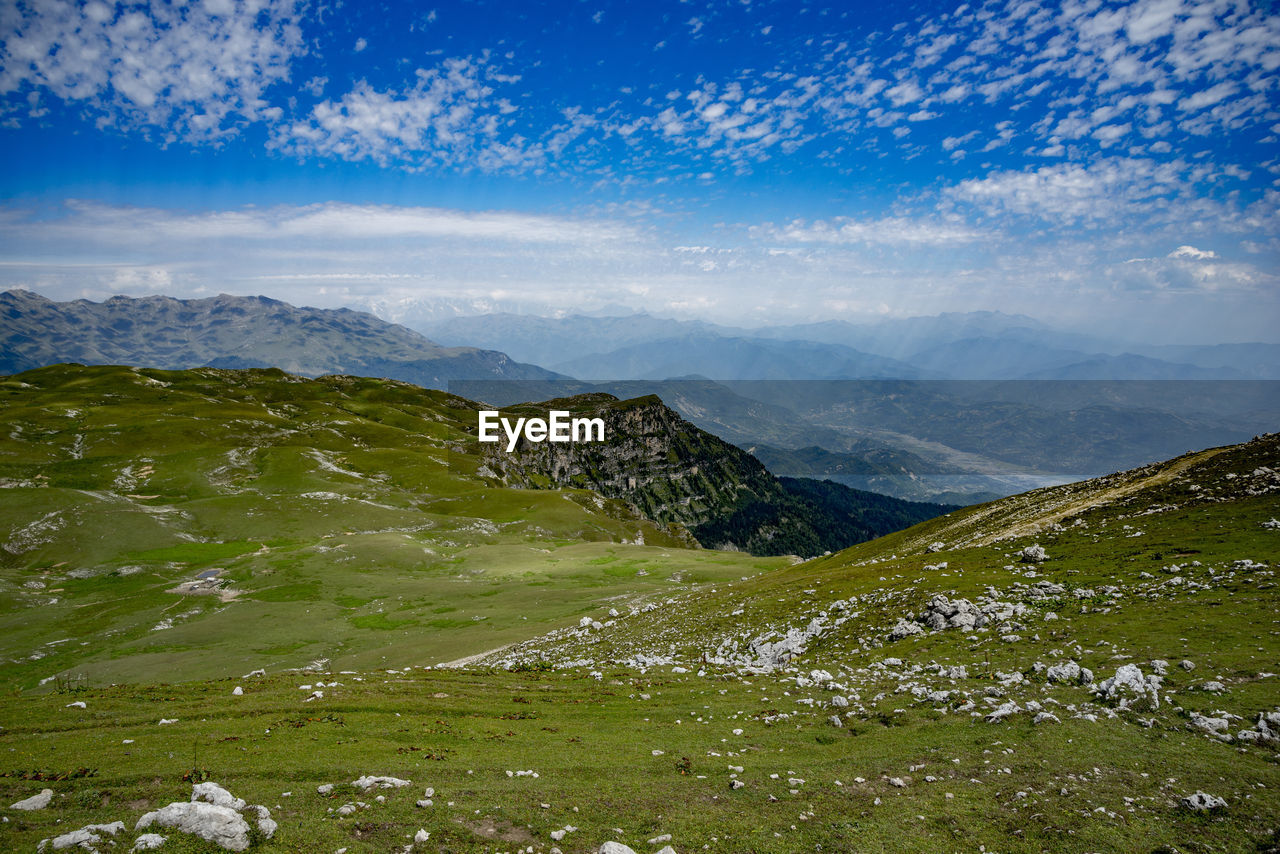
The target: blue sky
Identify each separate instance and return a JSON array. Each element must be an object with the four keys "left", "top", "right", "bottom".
[{"left": 0, "top": 0, "right": 1277, "bottom": 341}]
